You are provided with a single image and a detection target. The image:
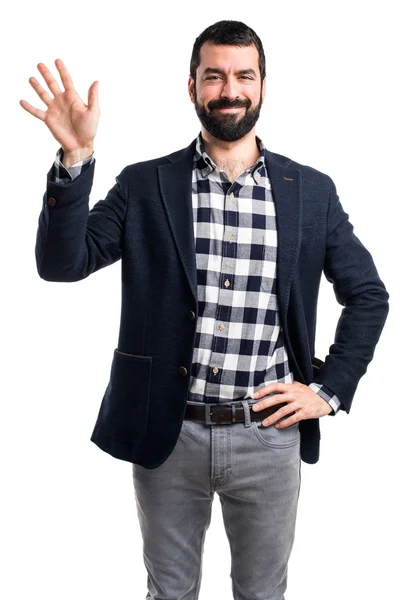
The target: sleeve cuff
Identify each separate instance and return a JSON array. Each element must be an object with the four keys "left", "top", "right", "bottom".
[
  {"left": 309, "top": 382, "right": 341, "bottom": 415},
  {"left": 52, "top": 147, "right": 95, "bottom": 183}
]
